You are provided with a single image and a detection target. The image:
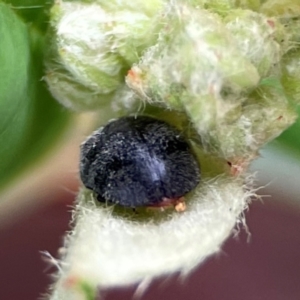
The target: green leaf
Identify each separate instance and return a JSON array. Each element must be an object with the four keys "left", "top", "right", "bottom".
[
  {"left": 0, "top": 3, "right": 71, "bottom": 190},
  {"left": 2, "top": 0, "right": 52, "bottom": 32}
]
